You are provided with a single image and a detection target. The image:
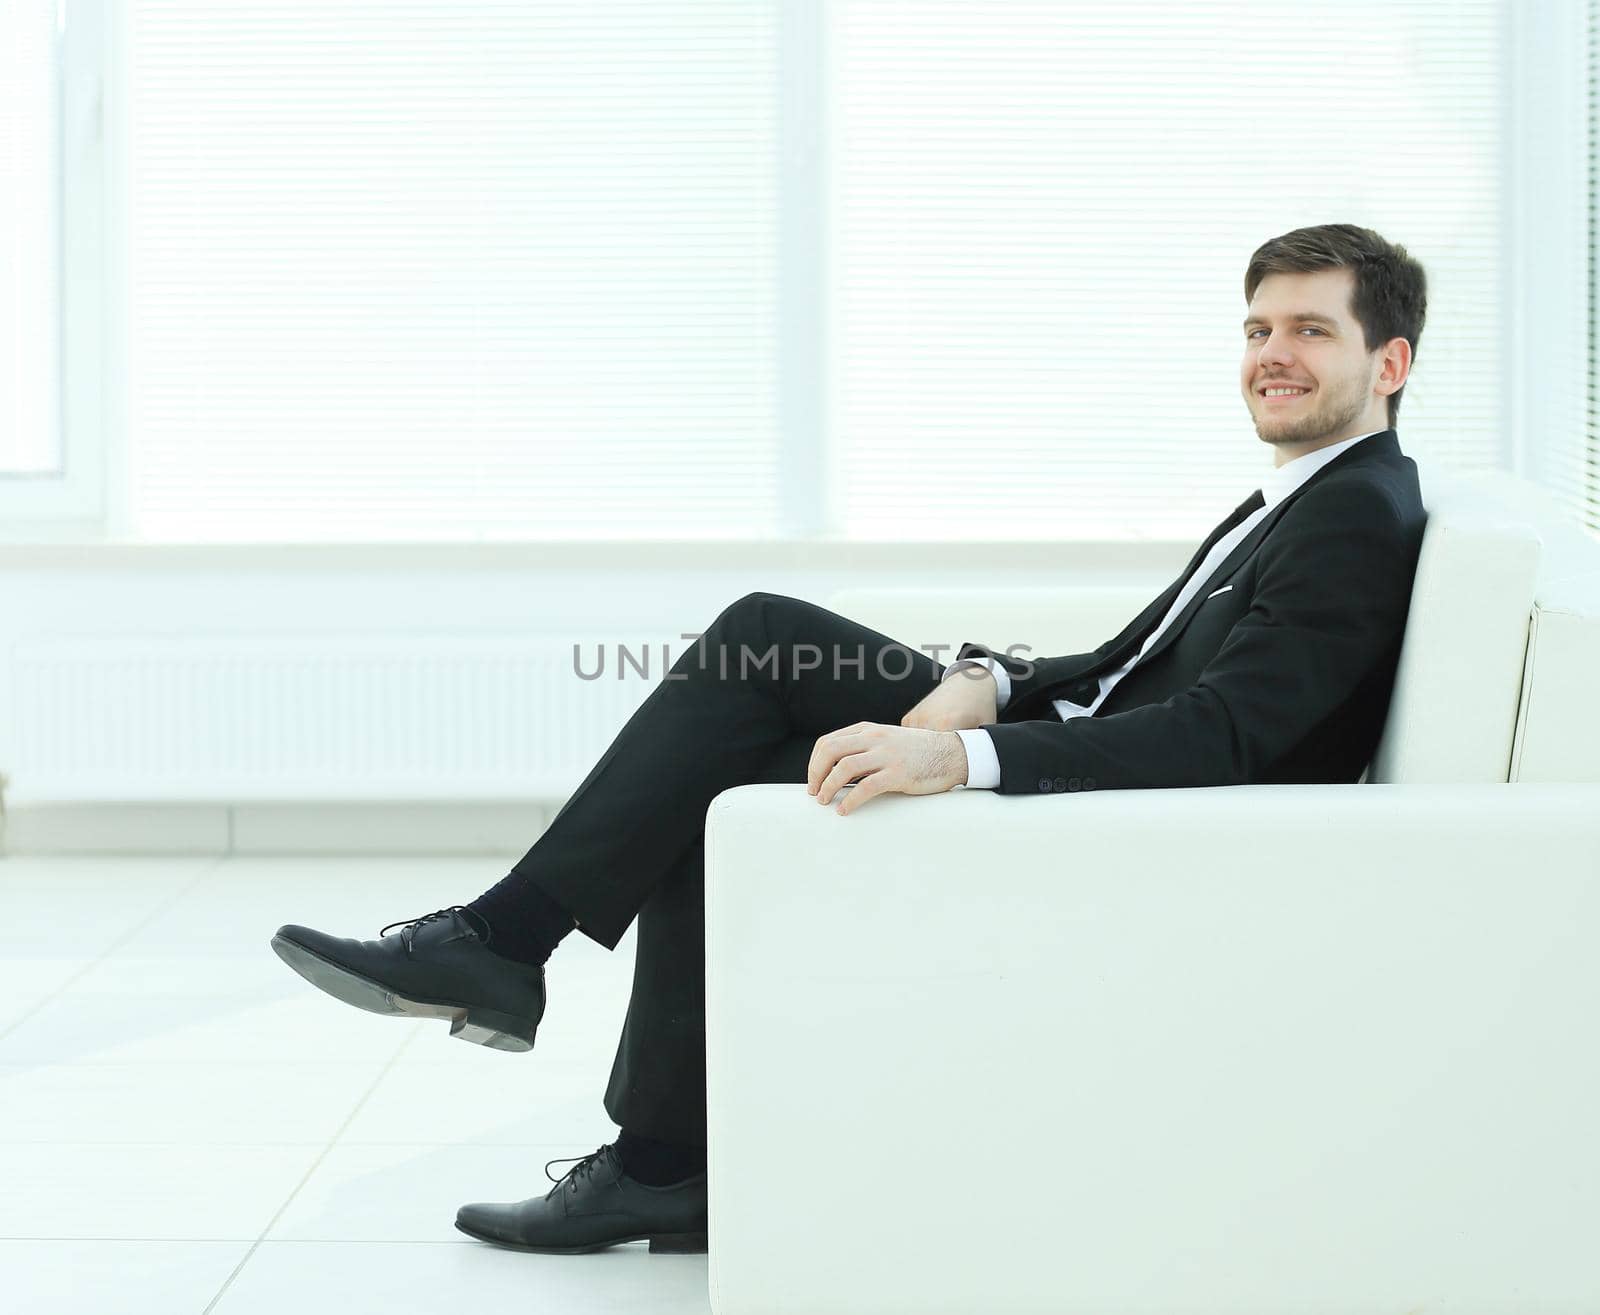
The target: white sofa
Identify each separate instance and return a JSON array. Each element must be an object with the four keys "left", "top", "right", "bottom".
[{"left": 703, "top": 468, "right": 1600, "bottom": 1315}]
